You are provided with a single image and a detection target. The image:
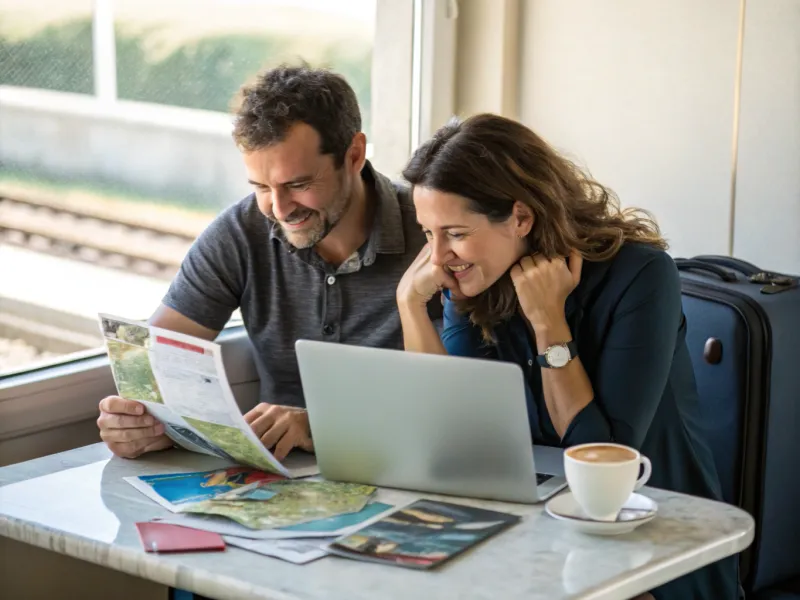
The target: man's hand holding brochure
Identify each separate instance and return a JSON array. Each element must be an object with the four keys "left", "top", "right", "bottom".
[{"left": 99, "top": 314, "right": 310, "bottom": 477}]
